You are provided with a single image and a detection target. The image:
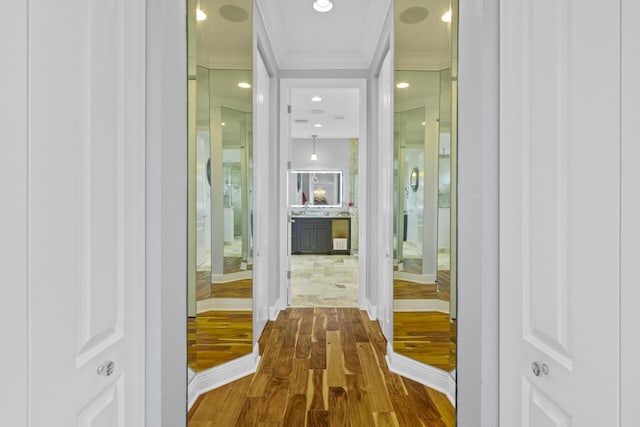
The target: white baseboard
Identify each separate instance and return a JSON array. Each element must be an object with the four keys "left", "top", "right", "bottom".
[
  {"left": 393, "top": 299, "right": 450, "bottom": 313},
  {"left": 361, "top": 298, "right": 377, "bottom": 320},
  {"left": 386, "top": 343, "right": 456, "bottom": 407},
  {"left": 269, "top": 299, "right": 284, "bottom": 320},
  {"left": 211, "top": 270, "right": 253, "bottom": 283},
  {"left": 196, "top": 298, "right": 252, "bottom": 313},
  {"left": 393, "top": 272, "right": 437, "bottom": 284},
  {"left": 188, "top": 344, "right": 261, "bottom": 410}
]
